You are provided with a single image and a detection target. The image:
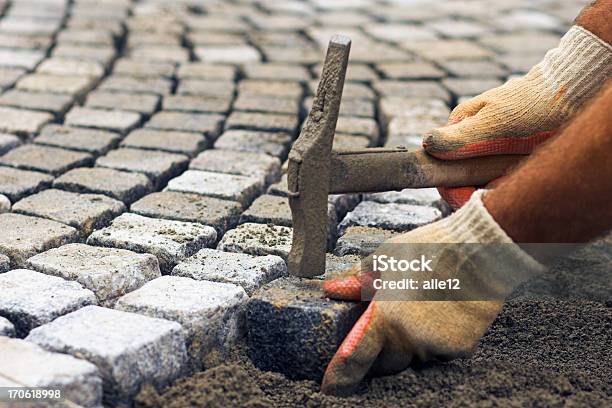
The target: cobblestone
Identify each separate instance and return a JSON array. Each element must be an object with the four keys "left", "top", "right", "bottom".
[
  {"left": 0, "top": 106, "right": 53, "bottom": 138},
  {"left": 0, "top": 67, "right": 25, "bottom": 91},
  {"left": 176, "top": 63, "right": 236, "bottom": 81},
  {"left": 27, "top": 243, "right": 161, "bottom": 307},
  {"left": 0, "top": 133, "right": 21, "bottom": 154},
  {"left": 365, "top": 188, "right": 451, "bottom": 215},
  {"left": 16, "top": 73, "right": 96, "bottom": 97},
  {"left": 0, "top": 337, "right": 102, "bottom": 407},
  {"left": 225, "top": 111, "right": 299, "bottom": 135},
  {"left": 13, "top": 189, "right": 126, "bottom": 236},
  {"left": 116, "top": 276, "right": 247, "bottom": 368},
  {"left": 113, "top": 59, "right": 176, "bottom": 79},
  {"left": 177, "top": 79, "right": 235, "bottom": 99},
  {"left": 0, "top": 49, "right": 45, "bottom": 70},
  {"left": 65, "top": 106, "right": 141, "bottom": 135},
  {"left": 146, "top": 111, "right": 224, "bottom": 139},
  {"left": 163, "top": 95, "right": 232, "bottom": 114},
  {"left": 0, "top": 90, "right": 74, "bottom": 117},
  {"left": 0, "top": 269, "right": 96, "bottom": 336},
  {"left": 0, "top": 167, "right": 52, "bottom": 202},
  {"left": 214, "top": 129, "right": 291, "bottom": 158},
  {"left": 26, "top": 305, "right": 187, "bottom": 406},
  {"left": 87, "top": 213, "right": 217, "bottom": 273},
  {"left": 218, "top": 223, "right": 292, "bottom": 261},
  {"left": 195, "top": 45, "right": 261, "bottom": 64},
  {"left": 53, "top": 167, "right": 153, "bottom": 204},
  {"left": 35, "top": 124, "right": 120, "bottom": 156},
  {"left": 0, "top": 144, "right": 93, "bottom": 176},
  {"left": 334, "top": 226, "right": 399, "bottom": 257},
  {"left": 190, "top": 149, "right": 281, "bottom": 185},
  {"left": 121, "top": 129, "right": 208, "bottom": 157},
  {"left": 0, "top": 316, "right": 15, "bottom": 337},
  {"left": 86, "top": 91, "right": 161, "bottom": 116}
]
